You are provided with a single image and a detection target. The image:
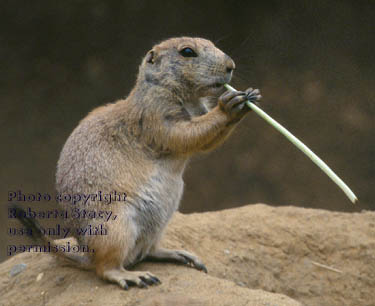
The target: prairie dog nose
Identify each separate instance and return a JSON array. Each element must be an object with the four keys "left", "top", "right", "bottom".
[{"left": 225, "top": 57, "right": 235, "bottom": 73}]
